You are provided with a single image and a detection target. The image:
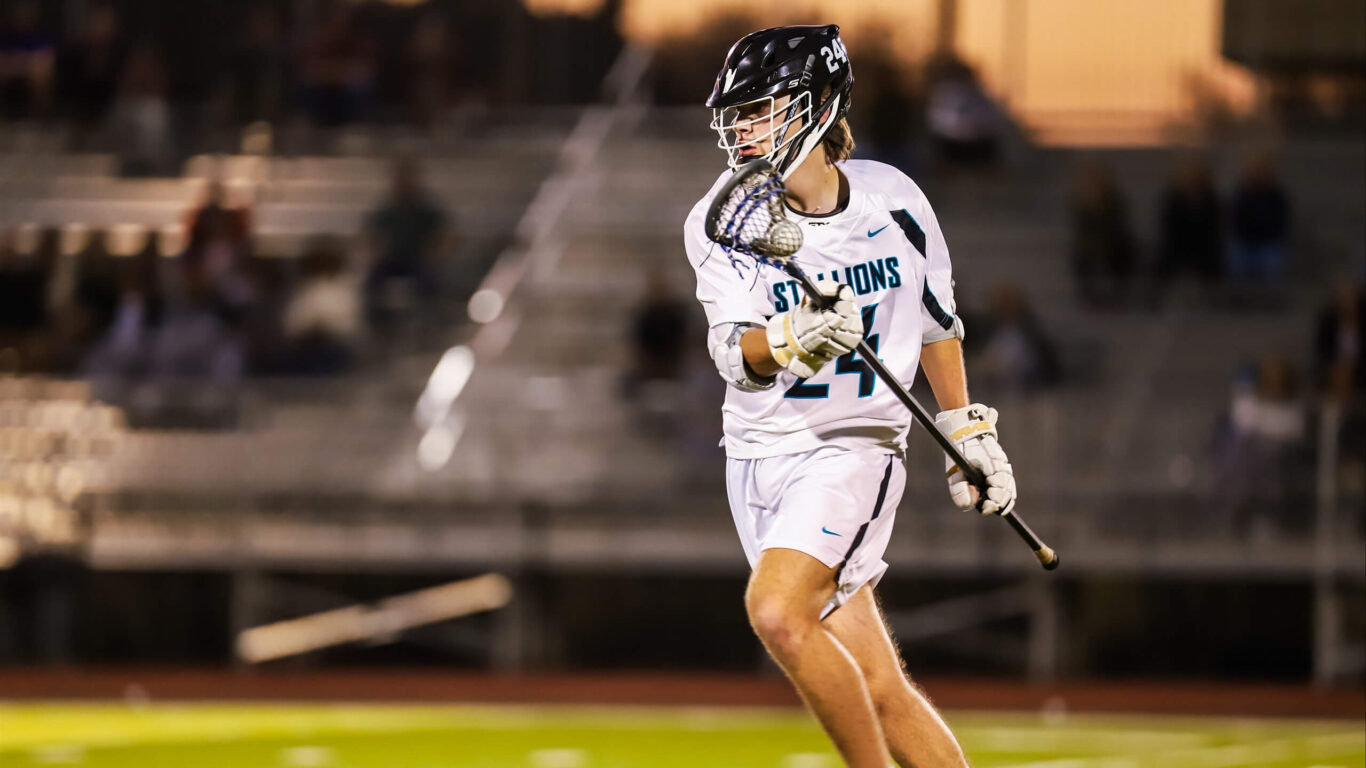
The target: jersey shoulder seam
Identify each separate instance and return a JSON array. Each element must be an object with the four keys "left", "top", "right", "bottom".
[{"left": 840, "top": 160, "right": 928, "bottom": 215}]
